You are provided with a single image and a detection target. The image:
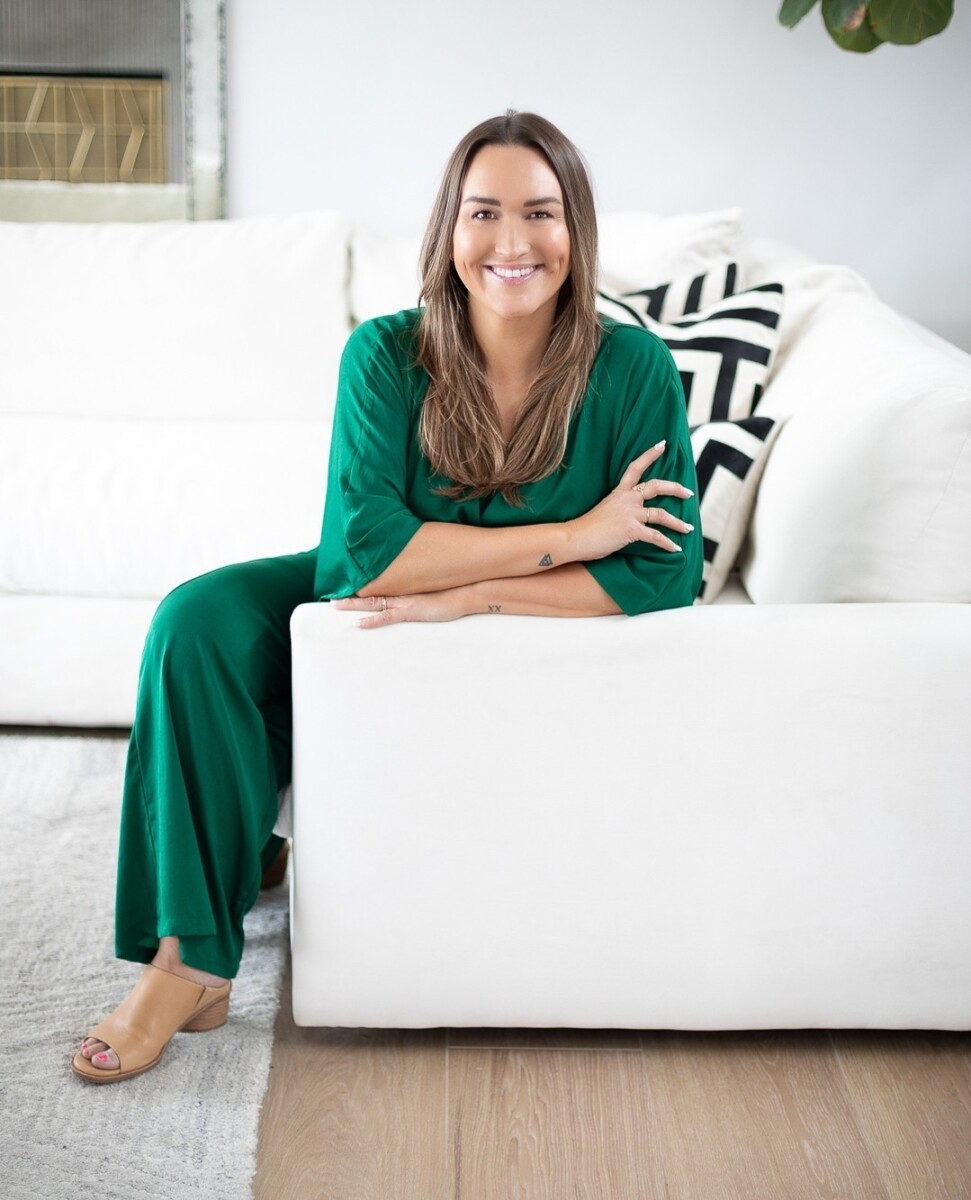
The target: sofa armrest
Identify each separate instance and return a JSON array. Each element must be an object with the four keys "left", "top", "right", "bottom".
[{"left": 288, "top": 602, "right": 971, "bottom": 1029}]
